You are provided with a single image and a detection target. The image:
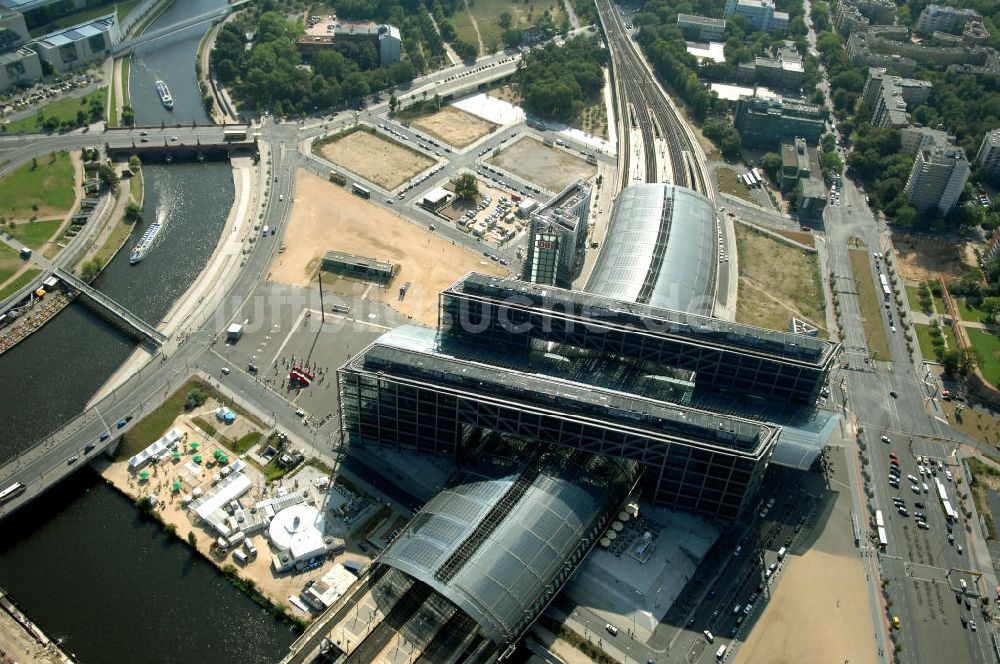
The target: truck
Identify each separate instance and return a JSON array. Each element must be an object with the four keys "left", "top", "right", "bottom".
[{"left": 329, "top": 171, "right": 347, "bottom": 185}]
